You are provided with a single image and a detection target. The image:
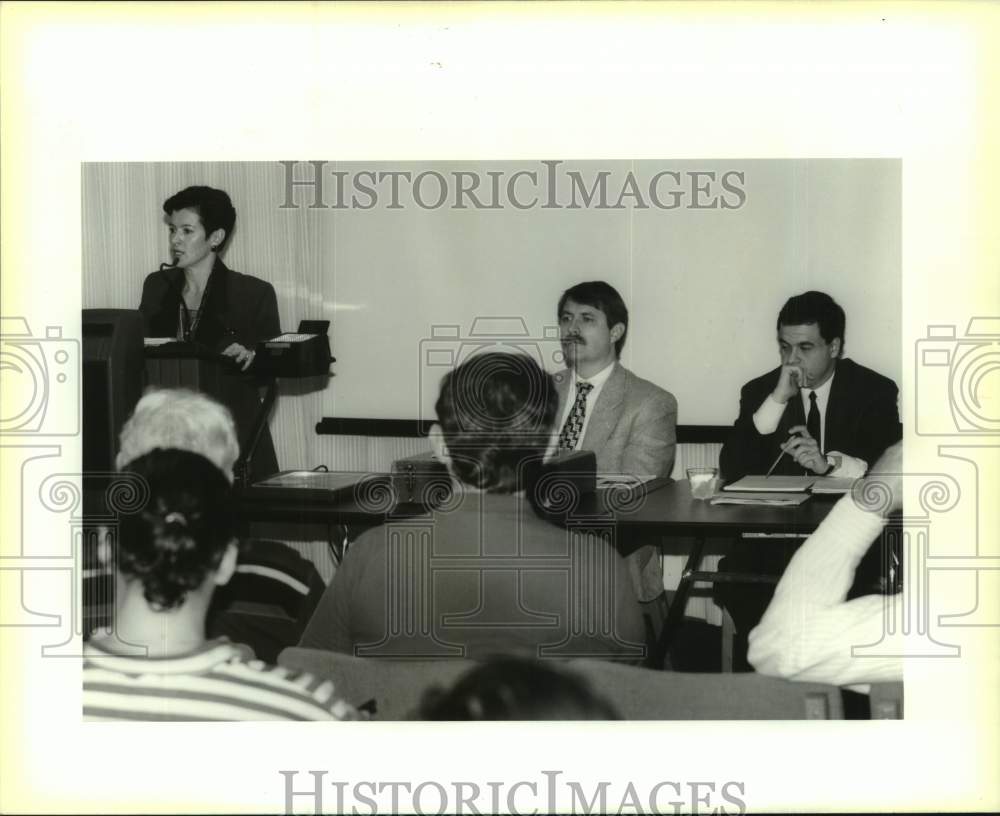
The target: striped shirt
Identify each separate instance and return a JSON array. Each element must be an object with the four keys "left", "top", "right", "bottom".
[{"left": 83, "top": 639, "right": 357, "bottom": 721}]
